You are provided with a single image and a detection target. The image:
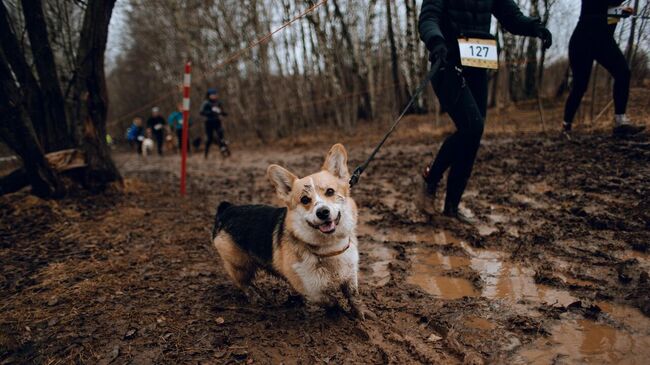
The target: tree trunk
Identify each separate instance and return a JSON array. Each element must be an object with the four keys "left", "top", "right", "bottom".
[
  {"left": 385, "top": 0, "right": 402, "bottom": 111},
  {"left": 555, "top": 65, "right": 570, "bottom": 100},
  {"left": 489, "top": 26, "right": 502, "bottom": 108},
  {"left": 21, "top": 0, "right": 72, "bottom": 152},
  {"left": 0, "top": 49, "right": 63, "bottom": 198},
  {"left": 524, "top": 0, "right": 540, "bottom": 99},
  {"left": 626, "top": 0, "right": 640, "bottom": 62},
  {"left": 0, "top": 2, "right": 50, "bottom": 150},
  {"left": 71, "top": 0, "right": 121, "bottom": 191}
]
